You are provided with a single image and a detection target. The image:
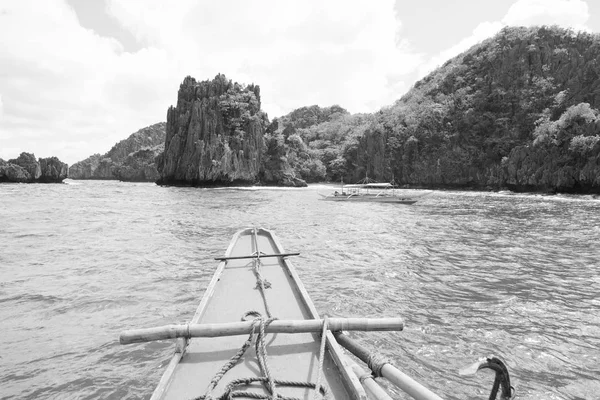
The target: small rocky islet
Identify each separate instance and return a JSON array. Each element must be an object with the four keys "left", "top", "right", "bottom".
[{"left": 0, "top": 153, "right": 68, "bottom": 183}]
